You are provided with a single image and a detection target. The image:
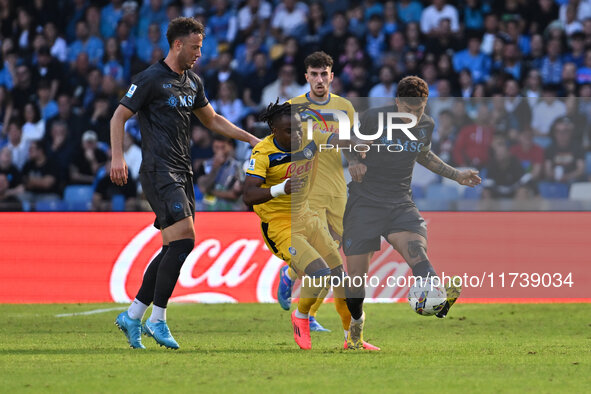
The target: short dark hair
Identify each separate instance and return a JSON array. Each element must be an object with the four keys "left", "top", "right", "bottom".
[
  {"left": 304, "top": 51, "right": 334, "bottom": 71},
  {"left": 166, "top": 17, "right": 206, "bottom": 47},
  {"left": 396, "top": 76, "right": 429, "bottom": 99}
]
